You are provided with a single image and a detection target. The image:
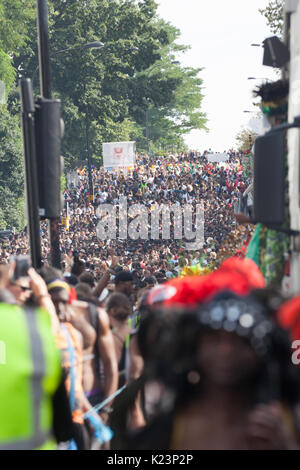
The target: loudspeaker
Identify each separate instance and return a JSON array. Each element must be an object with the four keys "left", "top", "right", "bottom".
[
  {"left": 34, "top": 97, "right": 63, "bottom": 219},
  {"left": 253, "top": 131, "right": 285, "bottom": 226},
  {"left": 263, "top": 36, "right": 290, "bottom": 68}
]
